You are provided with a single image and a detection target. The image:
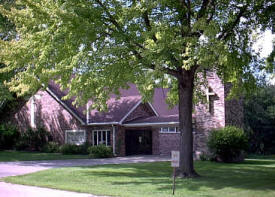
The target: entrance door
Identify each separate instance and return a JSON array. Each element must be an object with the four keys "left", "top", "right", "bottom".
[{"left": 125, "top": 130, "right": 152, "bottom": 155}]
